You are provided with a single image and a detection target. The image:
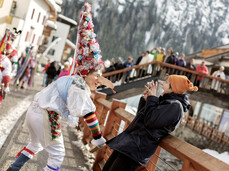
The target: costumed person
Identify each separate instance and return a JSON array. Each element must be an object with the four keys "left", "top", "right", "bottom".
[
  {"left": 18, "top": 66, "right": 30, "bottom": 89},
  {"left": 0, "top": 53, "right": 12, "bottom": 105},
  {"left": 103, "top": 75, "right": 198, "bottom": 171},
  {"left": 7, "top": 2, "right": 114, "bottom": 171},
  {"left": 4, "top": 28, "right": 21, "bottom": 77},
  {"left": 210, "top": 66, "right": 226, "bottom": 91},
  {"left": 27, "top": 56, "right": 37, "bottom": 88},
  {"left": 0, "top": 28, "right": 19, "bottom": 105},
  {"left": 14, "top": 46, "right": 33, "bottom": 87}
]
